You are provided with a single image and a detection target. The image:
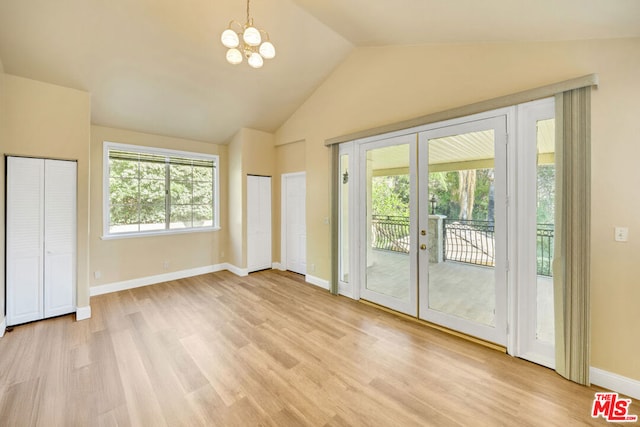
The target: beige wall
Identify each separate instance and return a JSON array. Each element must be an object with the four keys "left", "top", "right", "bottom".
[
  {"left": 89, "top": 125, "right": 227, "bottom": 286},
  {"left": 227, "top": 130, "right": 244, "bottom": 268},
  {"left": 226, "top": 127, "right": 276, "bottom": 269},
  {"left": 273, "top": 141, "right": 306, "bottom": 264},
  {"left": 0, "top": 59, "right": 5, "bottom": 327},
  {"left": 1, "top": 75, "right": 91, "bottom": 319},
  {"left": 275, "top": 38, "right": 640, "bottom": 381},
  {"left": 244, "top": 129, "right": 276, "bottom": 267}
]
